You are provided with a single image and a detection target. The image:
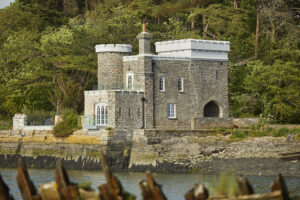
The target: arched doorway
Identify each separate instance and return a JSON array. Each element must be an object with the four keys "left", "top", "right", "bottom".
[{"left": 204, "top": 101, "right": 220, "bottom": 117}]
